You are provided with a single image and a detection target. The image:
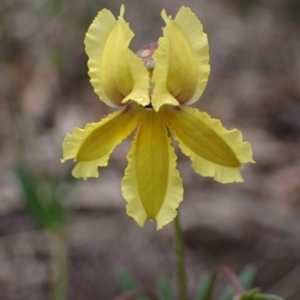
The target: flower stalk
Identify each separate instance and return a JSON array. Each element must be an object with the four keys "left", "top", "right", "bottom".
[
  {"left": 174, "top": 211, "right": 187, "bottom": 300},
  {"left": 50, "top": 231, "right": 68, "bottom": 300}
]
